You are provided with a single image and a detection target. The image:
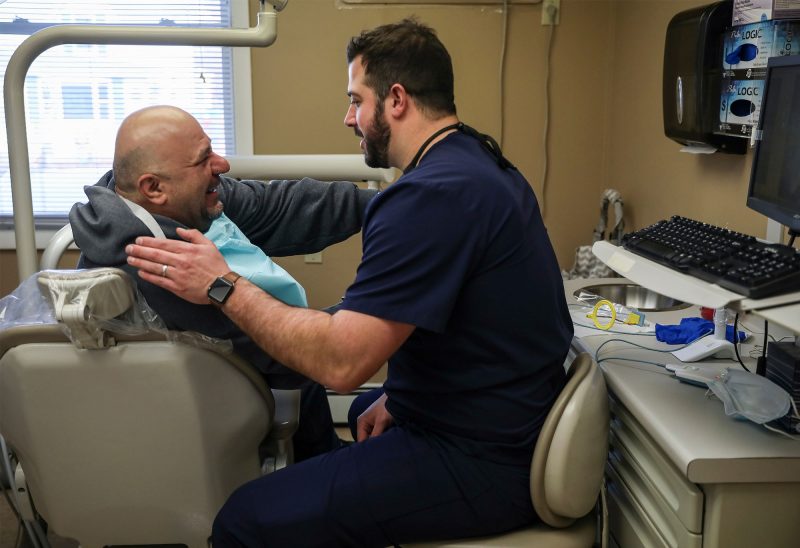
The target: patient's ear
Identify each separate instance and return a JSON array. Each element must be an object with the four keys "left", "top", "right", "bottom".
[{"left": 137, "top": 174, "right": 167, "bottom": 205}]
